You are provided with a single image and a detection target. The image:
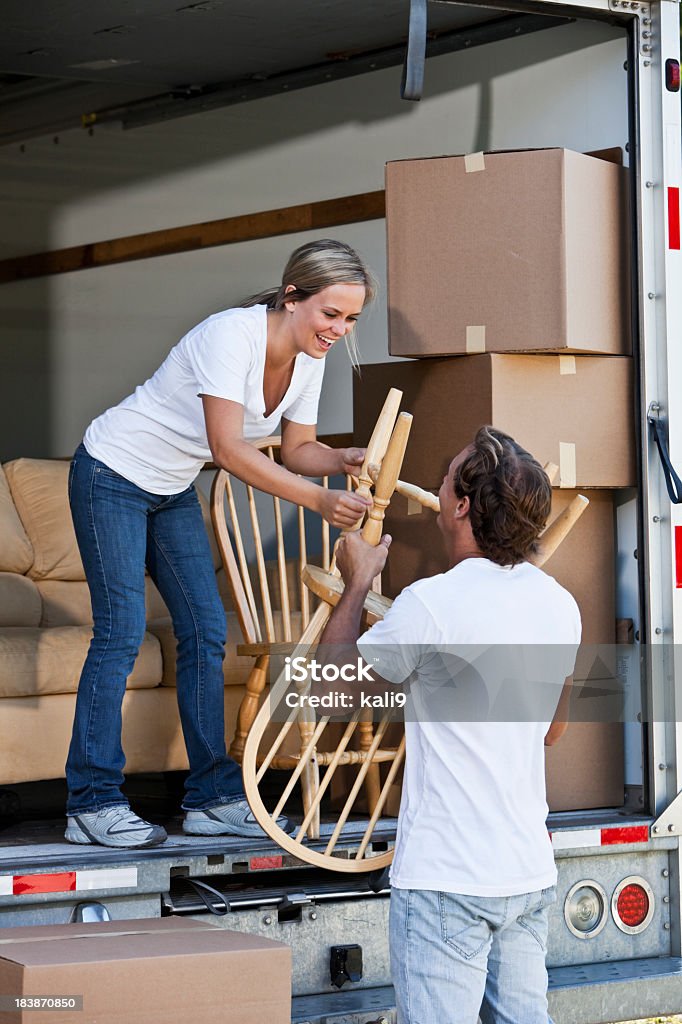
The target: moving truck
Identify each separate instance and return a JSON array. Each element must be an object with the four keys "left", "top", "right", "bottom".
[{"left": 0, "top": 1, "right": 680, "bottom": 1021}]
